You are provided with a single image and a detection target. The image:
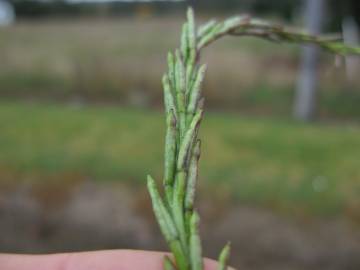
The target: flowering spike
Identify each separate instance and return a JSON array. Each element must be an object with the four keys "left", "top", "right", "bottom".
[
  {"left": 147, "top": 7, "right": 360, "bottom": 270},
  {"left": 217, "top": 243, "right": 231, "bottom": 270}
]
